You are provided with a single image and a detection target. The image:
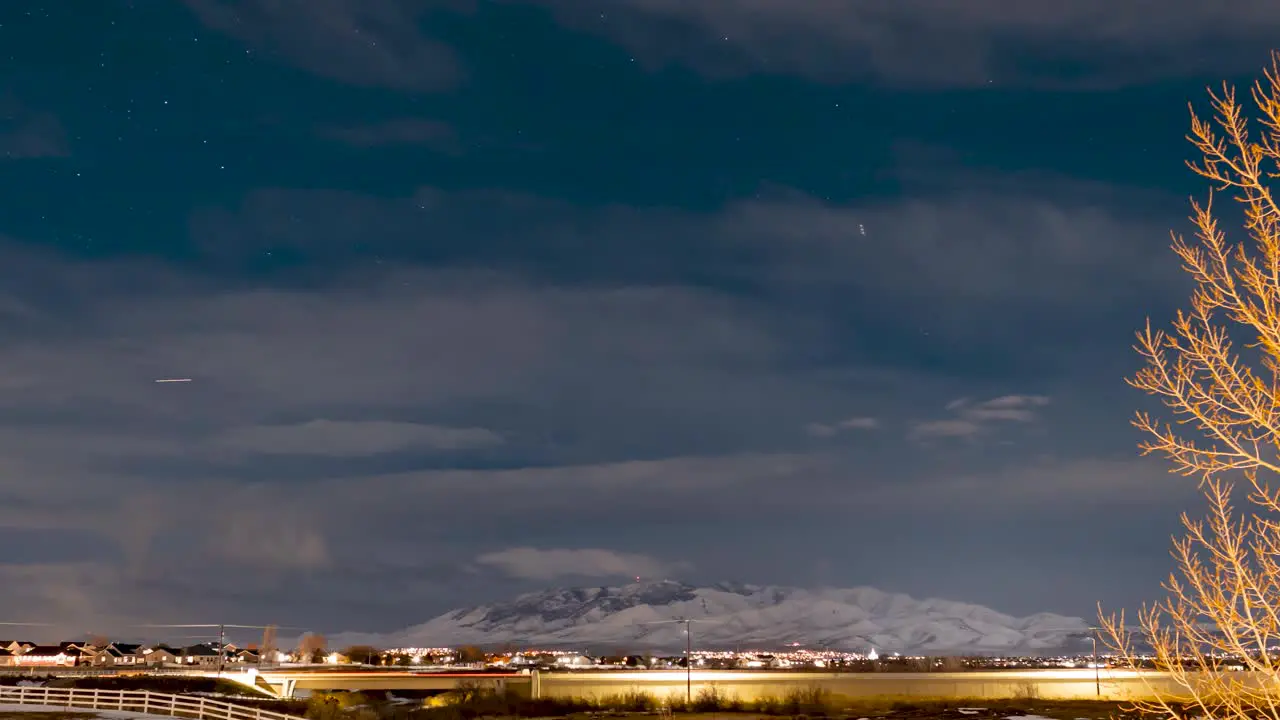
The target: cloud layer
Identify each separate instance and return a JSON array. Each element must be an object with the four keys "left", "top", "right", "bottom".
[
  {"left": 474, "top": 547, "right": 685, "bottom": 581},
  {"left": 0, "top": 0, "right": 1224, "bottom": 643},
  {"left": 540, "top": 0, "right": 1280, "bottom": 87}
]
